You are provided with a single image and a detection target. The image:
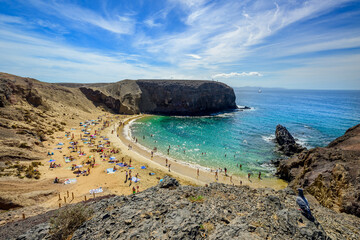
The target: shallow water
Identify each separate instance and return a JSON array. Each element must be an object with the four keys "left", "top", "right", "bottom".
[{"left": 130, "top": 88, "right": 360, "bottom": 177}]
